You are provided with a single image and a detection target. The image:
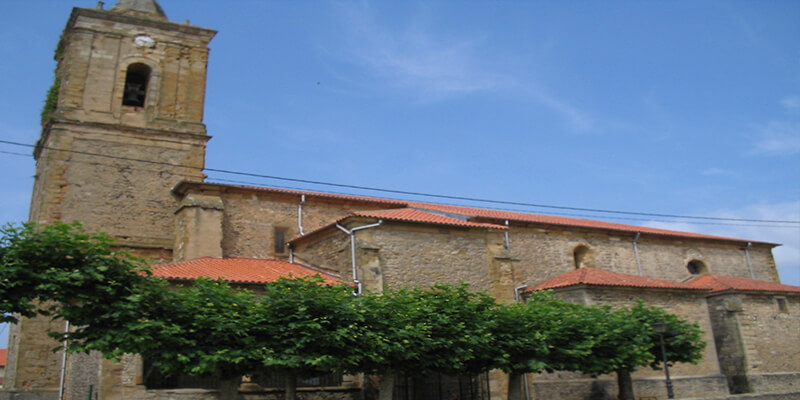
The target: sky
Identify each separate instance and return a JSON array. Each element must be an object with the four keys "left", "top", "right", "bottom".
[{"left": 0, "top": 1, "right": 799, "bottom": 347}]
